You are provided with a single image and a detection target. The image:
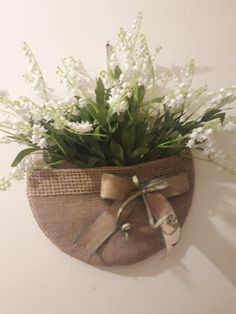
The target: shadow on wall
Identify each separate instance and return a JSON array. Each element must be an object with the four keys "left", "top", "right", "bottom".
[{"left": 100, "top": 135, "right": 236, "bottom": 285}]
